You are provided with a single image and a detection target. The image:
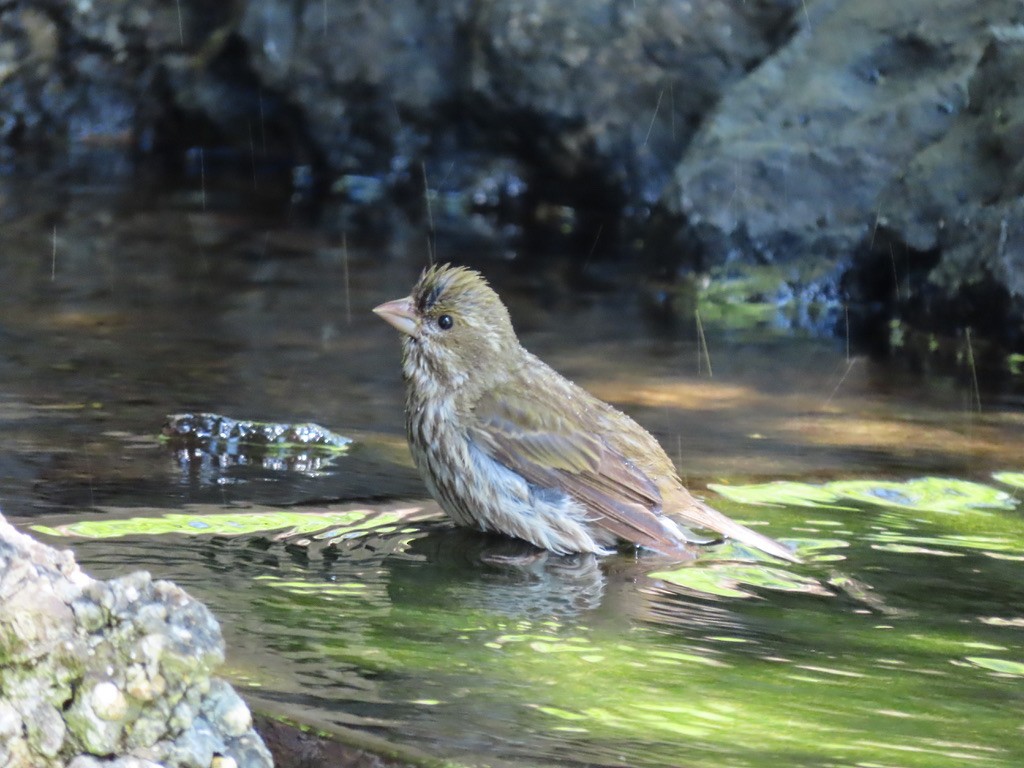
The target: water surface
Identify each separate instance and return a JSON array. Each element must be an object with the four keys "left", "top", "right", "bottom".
[{"left": 2, "top": 174, "right": 1023, "bottom": 767}]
